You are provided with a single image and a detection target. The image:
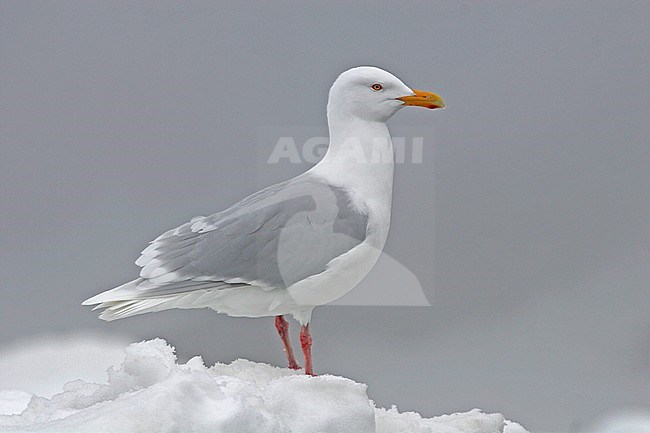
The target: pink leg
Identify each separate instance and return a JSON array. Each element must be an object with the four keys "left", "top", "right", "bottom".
[
  {"left": 300, "top": 323, "right": 315, "bottom": 376},
  {"left": 275, "top": 315, "right": 301, "bottom": 370}
]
